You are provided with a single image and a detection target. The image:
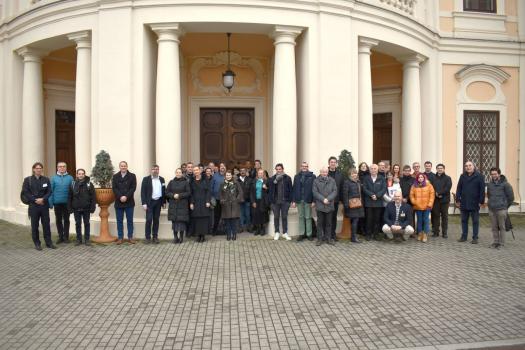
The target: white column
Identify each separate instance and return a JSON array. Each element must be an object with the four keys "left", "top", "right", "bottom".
[
  {"left": 399, "top": 54, "right": 425, "bottom": 166},
  {"left": 68, "top": 31, "right": 92, "bottom": 171},
  {"left": 151, "top": 23, "right": 183, "bottom": 176},
  {"left": 358, "top": 37, "right": 378, "bottom": 164},
  {"left": 17, "top": 47, "right": 47, "bottom": 173},
  {"left": 271, "top": 26, "right": 301, "bottom": 171}
]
